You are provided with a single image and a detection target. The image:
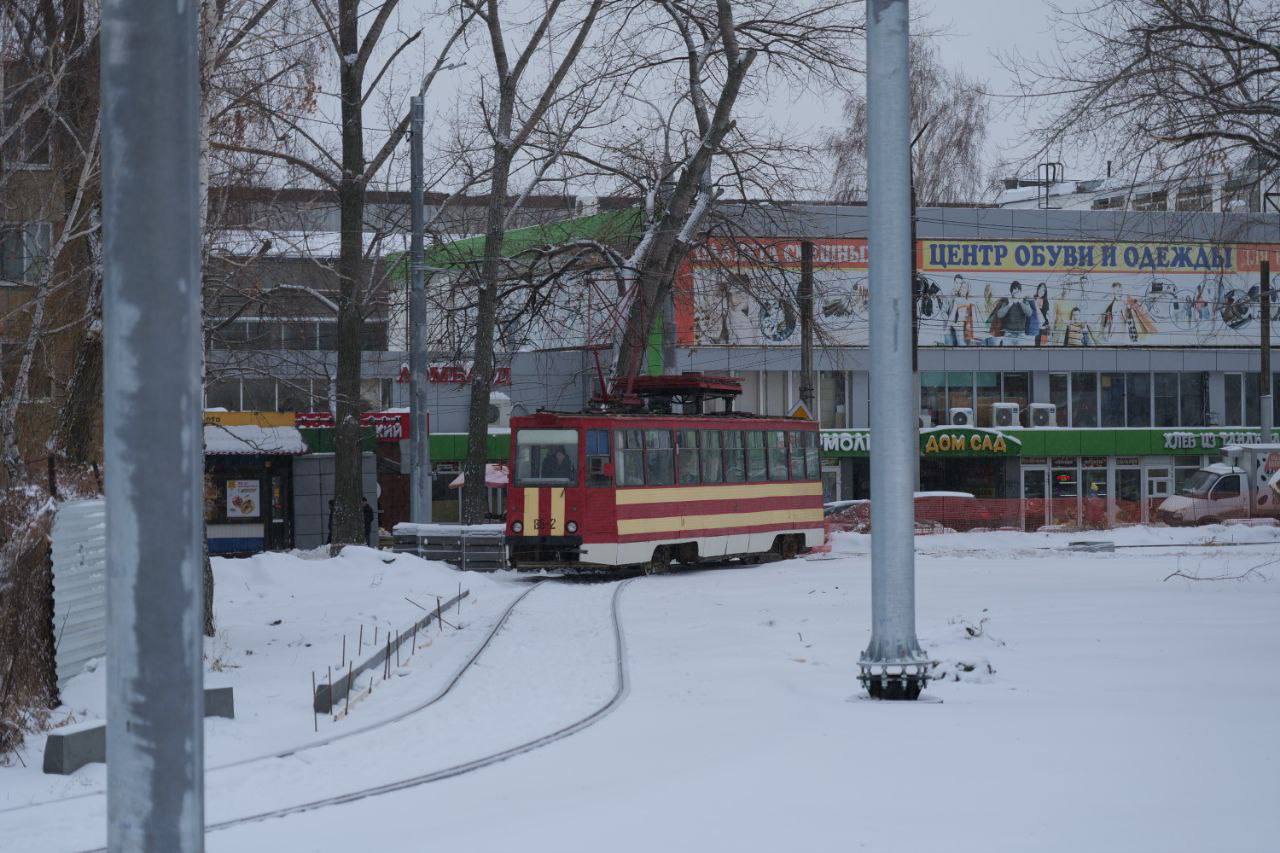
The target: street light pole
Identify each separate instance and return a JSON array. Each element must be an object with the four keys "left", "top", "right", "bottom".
[
  {"left": 409, "top": 96, "right": 431, "bottom": 523},
  {"left": 100, "top": 0, "right": 205, "bottom": 847},
  {"left": 861, "top": 0, "right": 930, "bottom": 700}
]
